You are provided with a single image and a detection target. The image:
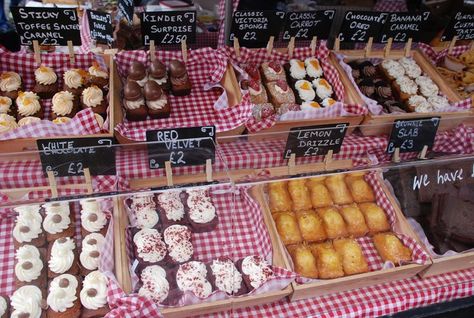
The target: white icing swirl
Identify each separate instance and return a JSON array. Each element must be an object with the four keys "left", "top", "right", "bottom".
[
  {"left": 396, "top": 76, "right": 418, "bottom": 95},
  {"left": 80, "top": 271, "right": 108, "bottom": 310},
  {"left": 139, "top": 265, "right": 169, "bottom": 303},
  {"left": 124, "top": 98, "right": 145, "bottom": 110},
  {"left": 313, "top": 78, "right": 333, "bottom": 99},
  {"left": 49, "top": 237, "right": 75, "bottom": 274},
  {"left": 295, "top": 80, "right": 315, "bottom": 101},
  {"left": 186, "top": 190, "right": 216, "bottom": 224},
  {"left": 88, "top": 65, "right": 108, "bottom": 79},
  {"left": 80, "top": 199, "right": 107, "bottom": 233},
  {"left": 289, "top": 59, "right": 306, "bottom": 80},
  {"left": 15, "top": 244, "right": 43, "bottom": 283},
  {"left": 35, "top": 66, "right": 57, "bottom": 85},
  {"left": 241, "top": 255, "right": 273, "bottom": 289},
  {"left": 0, "top": 96, "right": 12, "bottom": 113},
  {"left": 157, "top": 191, "right": 185, "bottom": 221},
  {"left": 176, "top": 261, "right": 212, "bottom": 298},
  {"left": 132, "top": 194, "right": 159, "bottom": 229},
  {"left": 399, "top": 58, "right": 422, "bottom": 79},
  {"left": 415, "top": 101, "right": 434, "bottom": 113},
  {"left": 47, "top": 274, "right": 78, "bottom": 313},
  {"left": 0, "top": 297, "right": 6, "bottom": 316},
  {"left": 16, "top": 92, "right": 41, "bottom": 117},
  {"left": 415, "top": 76, "right": 439, "bottom": 97},
  {"left": 13, "top": 206, "right": 43, "bottom": 244},
  {"left": 163, "top": 225, "right": 193, "bottom": 263},
  {"left": 210, "top": 259, "right": 243, "bottom": 294},
  {"left": 147, "top": 95, "right": 167, "bottom": 110},
  {"left": 301, "top": 101, "right": 321, "bottom": 111},
  {"left": 52, "top": 91, "right": 74, "bottom": 116},
  {"left": 42, "top": 202, "right": 71, "bottom": 235},
  {"left": 133, "top": 228, "right": 167, "bottom": 263},
  {"left": 408, "top": 95, "right": 427, "bottom": 108},
  {"left": 80, "top": 233, "right": 105, "bottom": 271},
  {"left": 382, "top": 60, "right": 405, "bottom": 79},
  {"left": 428, "top": 95, "right": 450, "bottom": 110},
  {"left": 63, "top": 69, "right": 84, "bottom": 89},
  {"left": 0, "top": 113, "right": 17, "bottom": 133},
  {"left": 82, "top": 86, "right": 104, "bottom": 108},
  {"left": 53, "top": 117, "right": 71, "bottom": 124},
  {"left": 11, "top": 286, "right": 43, "bottom": 318},
  {"left": 18, "top": 116, "right": 41, "bottom": 126},
  {"left": 0, "top": 72, "right": 21, "bottom": 92},
  {"left": 305, "top": 57, "right": 323, "bottom": 78}
]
